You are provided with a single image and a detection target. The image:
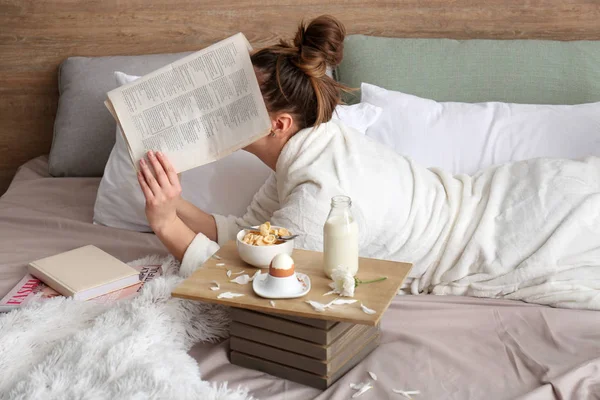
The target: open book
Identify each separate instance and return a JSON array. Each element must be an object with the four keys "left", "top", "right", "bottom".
[{"left": 105, "top": 33, "right": 271, "bottom": 173}]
